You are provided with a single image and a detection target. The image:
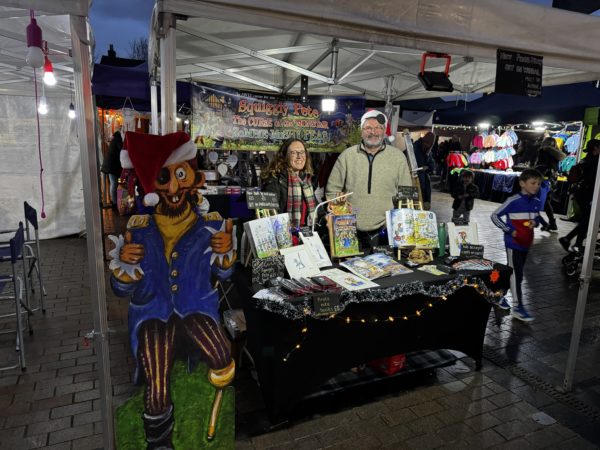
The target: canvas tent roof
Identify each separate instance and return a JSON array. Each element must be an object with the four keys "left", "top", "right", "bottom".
[{"left": 150, "top": 0, "right": 600, "bottom": 103}]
